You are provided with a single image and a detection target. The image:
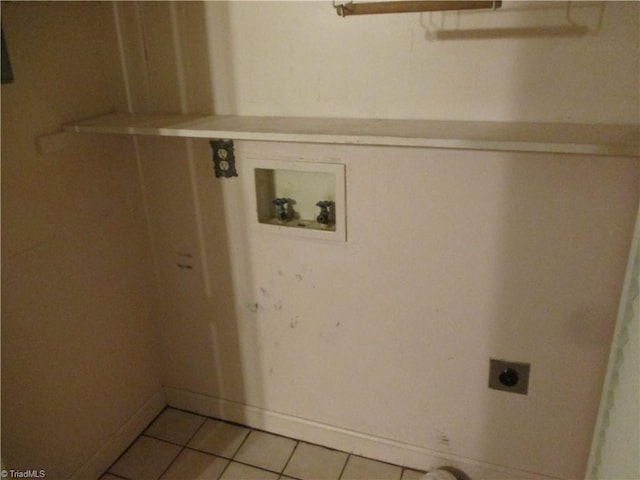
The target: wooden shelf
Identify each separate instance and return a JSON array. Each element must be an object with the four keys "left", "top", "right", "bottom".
[{"left": 62, "top": 113, "right": 640, "bottom": 157}]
